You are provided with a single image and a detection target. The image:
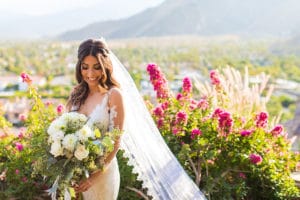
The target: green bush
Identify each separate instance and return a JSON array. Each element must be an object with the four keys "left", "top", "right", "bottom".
[{"left": 146, "top": 64, "right": 300, "bottom": 199}]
